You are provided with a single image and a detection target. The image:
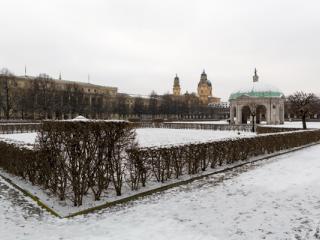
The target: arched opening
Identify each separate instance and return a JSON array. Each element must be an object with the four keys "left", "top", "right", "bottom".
[
  {"left": 256, "top": 105, "right": 267, "bottom": 124},
  {"left": 241, "top": 106, "right": 251, "bottom": 124}
]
